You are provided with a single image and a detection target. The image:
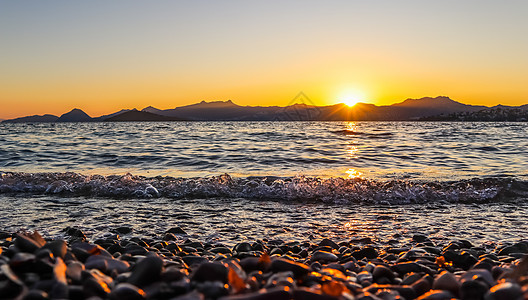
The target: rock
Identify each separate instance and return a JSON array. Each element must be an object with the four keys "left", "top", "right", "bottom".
[
  {"left": 0, "top": 264, "right": 25, "bottom": 299},
  {"left": 113, "top": 226, "right": 133, "bottom": 234},
  {"left": 391, "top": 262, "right": 422, "bottom": 274},
  {"left": 41, "top": 240, "right": 67, "bottom": 259},
  {"left": 270, "top": 258, "right": 310, "bottom": 277},
  {"left": 319, "top": 238, "right": 339, "bottom": 250},
  {"left": 22, "top": 289, "right": 49, "bottom": 300},
  {"left": 218, "top": 286, "right": 291, "bottom": 300},
  {"left": 413, "top": 234, "right": 429, "bottom": 243},
  {"left": 85, "top": 255, "right": 130, "bottom": 274},
  {"left": 311, "top": 251, "right": 338, "bottom": 262},
  {"left": 209, "top": 247, "right": 232, "bottom": 254},
  {"left": 432, "top": 271, "right": 459, "bottom": 297},
  {"left": 484, "top": 282, "right": 523, "bottom": 300},
  {"left": 83, "top": 277, "right": 111, "bottom": 298},
  {"left": 460, "top": 280, "right": 489, "bottom": 300},
  {"left": 234, "top": 242, "right": 253, "bottom": 253},
  {"left": 372, "top": 265, "right": 395, "bottom": 283},
  {"left": 191, "top": 262, "right": 229, "bottom": 283},
  {"left": 460, "top": 269, "right": 494, "bottom": 287},
  {"left": 14, "top": 234, "right": 42, "bottom": 253},
  {"left": 167, "top": 226, "right": 187, "bottom": 235},
  {"left": 352, "top": 247, "right": 378, "bottom": 260},
  {"left": 109, "top": 283, "right": 146, "bottom": 300},
  {"left": 183, "top": 256, "right": 209, "bottom": 267},
  {"left": 64, "top": 227, "right": 87, "bottom": 240},
  {"left": 127, "top": 255, "right": 164, "bottom": 287},
  {"left": 67, "top": 261, "right": 85, "bottom": 282},
  {"left": 416, "top": 290, "right": 455, "bottom": 300}
]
